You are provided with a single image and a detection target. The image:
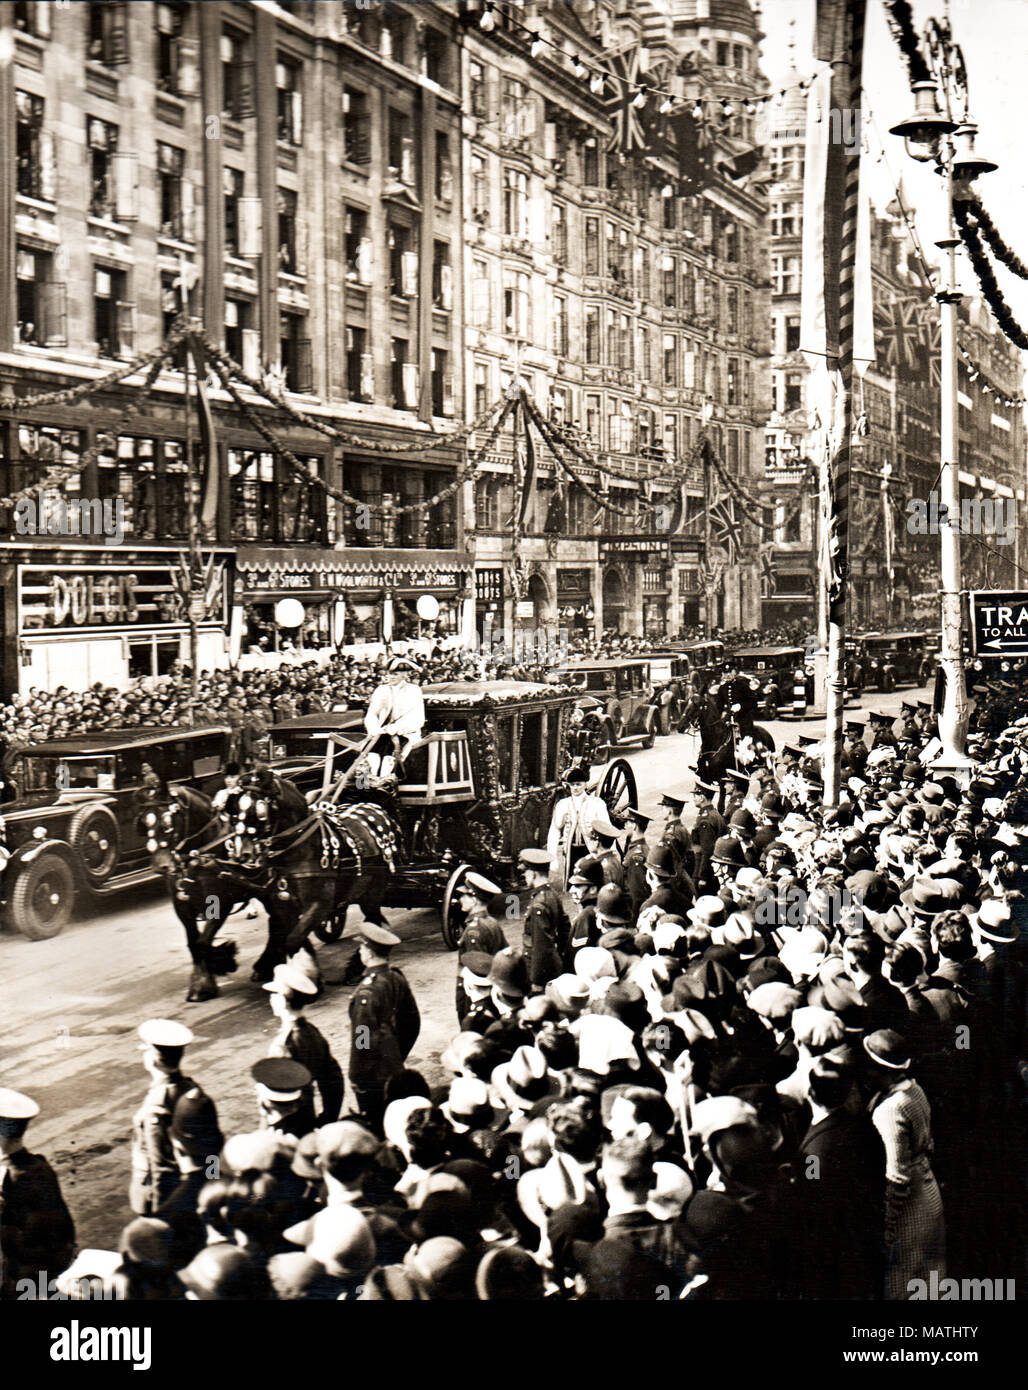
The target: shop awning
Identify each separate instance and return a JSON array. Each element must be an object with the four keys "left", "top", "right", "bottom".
[{"left": 237, "top": 547, "right": 472, "bottom": 596}]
